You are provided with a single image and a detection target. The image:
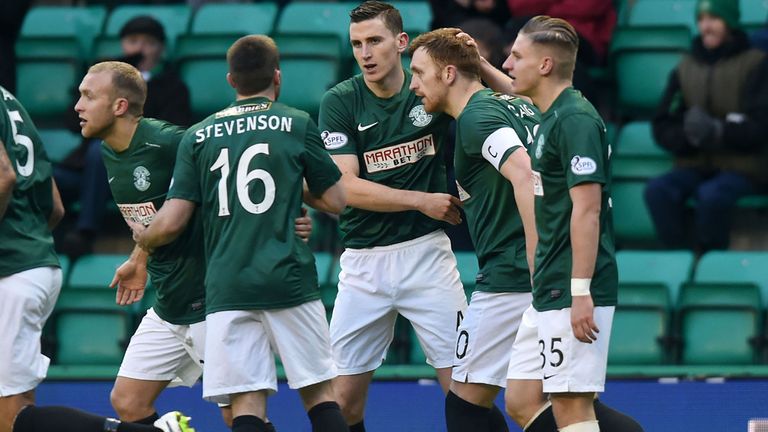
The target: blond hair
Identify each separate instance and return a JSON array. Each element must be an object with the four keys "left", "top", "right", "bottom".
[
  {"left": 88, "top": 61, "right": 147, "bottom": 117},
  {"left": 520, "top": 16, "right": 579, "bottom": 80}
]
